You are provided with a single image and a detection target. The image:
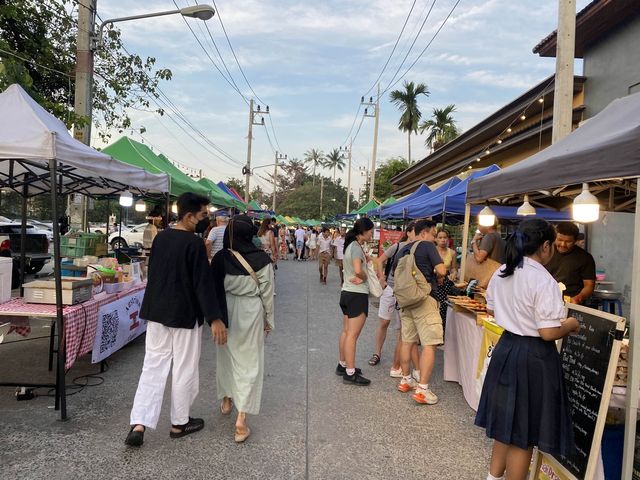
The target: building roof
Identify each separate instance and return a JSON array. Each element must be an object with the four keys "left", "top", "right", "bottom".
[
  {"left": 390, "top": 75, "right": 586, "bottom": 195},
  {"left": 533, "top": 0, "right": 640, "bottom": 58}
]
